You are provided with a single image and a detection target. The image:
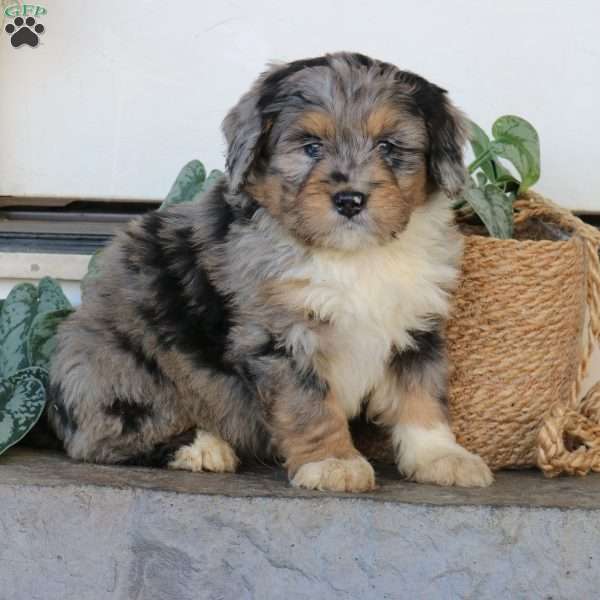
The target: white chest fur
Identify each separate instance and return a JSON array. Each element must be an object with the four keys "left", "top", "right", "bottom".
[{"left": 285, "top": 195, "right": 462, "bottom": 417}]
